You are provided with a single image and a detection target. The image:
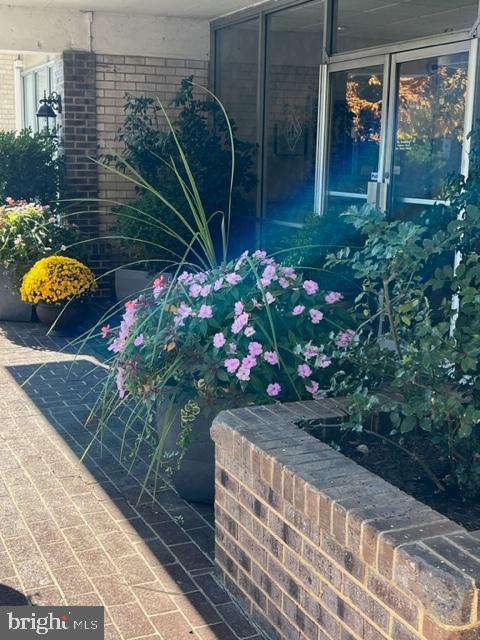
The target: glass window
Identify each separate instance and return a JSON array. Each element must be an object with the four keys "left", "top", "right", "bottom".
[
  {"left": 22, "top": 63, "right": 57, "bottom": 133},
  {"left": 215, "top": 19, "right": 259, "bottom": 254},
  {"left": 334, "top": 0, "right": 478, "bottom": 53},
  {"left": 326, "top": 65, "right": 384, "bottom": 213},
  {"left": 263, "top": 0, "right": 324, "bottom": 225},
  {"left": 390, "top": 51, "right": 469, "bottom": 218}
]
